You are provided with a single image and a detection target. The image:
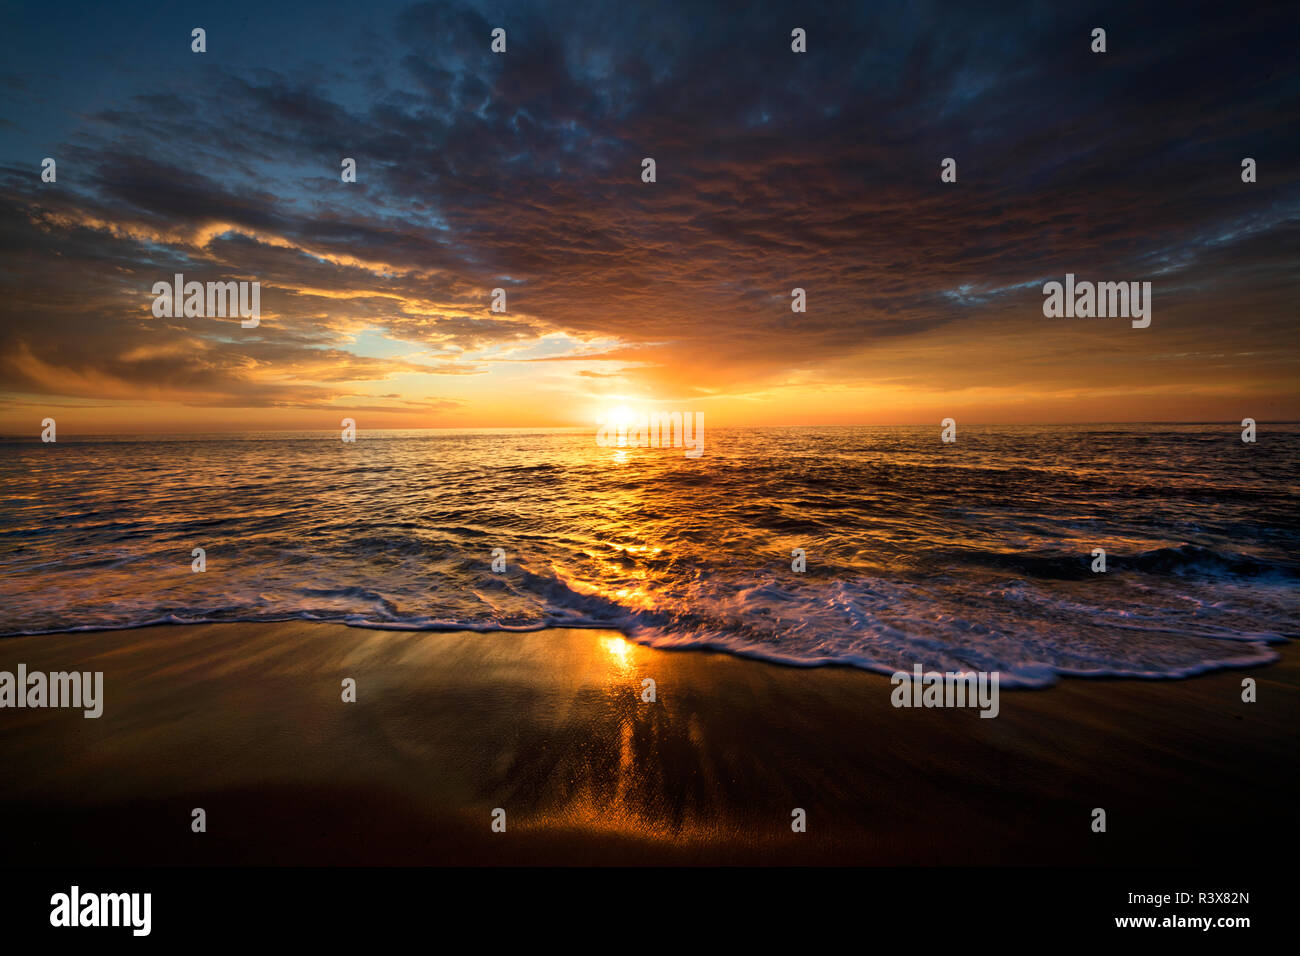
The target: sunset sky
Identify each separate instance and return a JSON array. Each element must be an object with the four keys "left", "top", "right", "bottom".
[{"left": 1, "top": 0, "right": 1297, "bottom": 434}]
